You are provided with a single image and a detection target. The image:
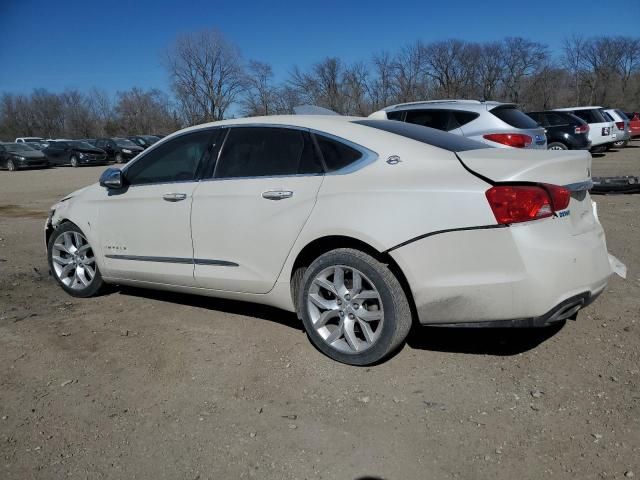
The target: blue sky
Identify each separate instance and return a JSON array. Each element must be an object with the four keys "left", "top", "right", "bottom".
[{"left": 1, "top": 0, "right": 639, "bottom": 96}]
